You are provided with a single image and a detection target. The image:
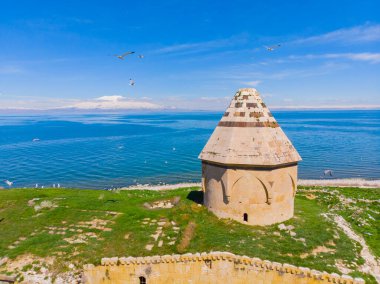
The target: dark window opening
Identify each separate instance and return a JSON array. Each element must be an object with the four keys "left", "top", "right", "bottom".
[
  {"left": 205, "top": 259, "right": 212, "bottom": 269},
  {"left": 139, "top": 276, "right": 147, "bottom": 284},
  {"left": 243, "top": 213, "right": 248, "bottom": 222}
]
